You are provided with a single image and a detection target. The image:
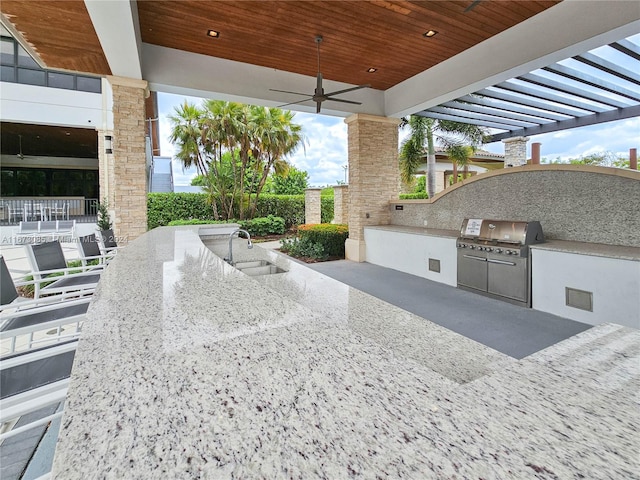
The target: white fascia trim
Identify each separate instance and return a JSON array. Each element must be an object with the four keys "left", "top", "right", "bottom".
[
  {"left": 85, "top": 0, "right": 143, "bottom": 79},
  {"left": 142, "top": 43, "right": 385, "bottom": 118},
  {"left": 384, "top": 0, "right": 640, "bottom": 118}
]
